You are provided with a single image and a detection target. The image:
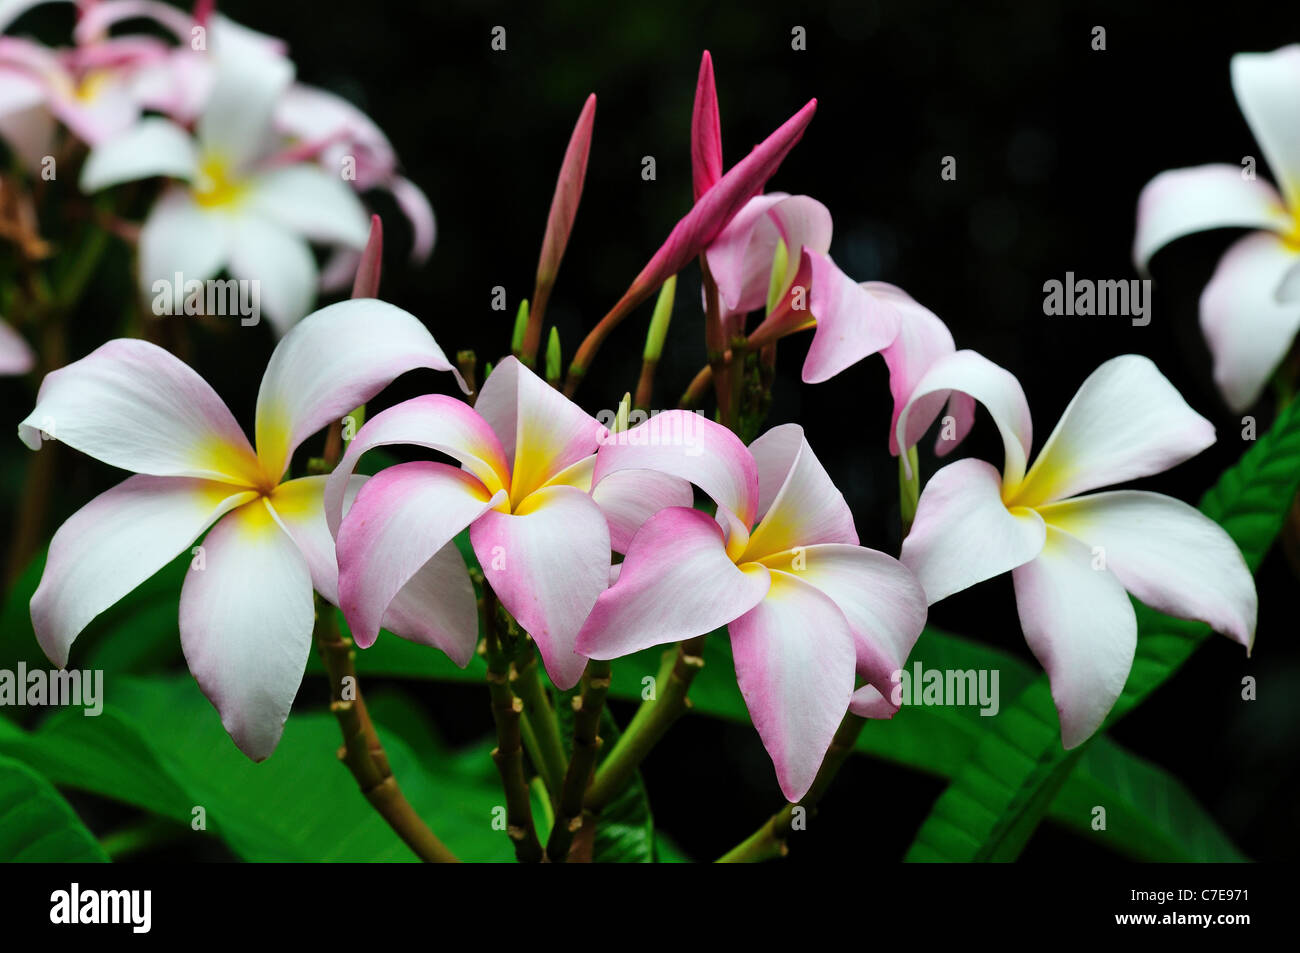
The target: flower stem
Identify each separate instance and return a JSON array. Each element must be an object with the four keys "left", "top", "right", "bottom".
[
  {"left": 585, "top": 636, "right": 705, "bottom": 812},
  {"left": 678, "top": 363, "right": 714, "bottom": 410},
  {"left": 510, "top": 645, "right": 568, "bottom": 800},
  {"left": 481, "top": 587, "right": 544, "bottom": 862},
  {"left": 313, "top": 597, "right": 460, "bottom": 862},
  {"left": 715, "top": 712, "right": 865, "bottom": 862},
  {"left": 546, "top": 658, "right": 612, "bottom": 861}
]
